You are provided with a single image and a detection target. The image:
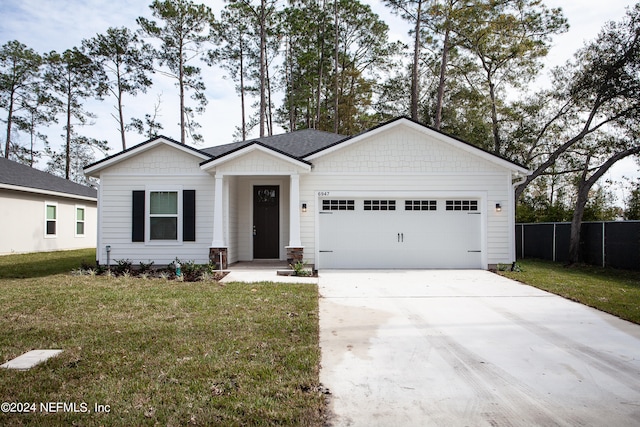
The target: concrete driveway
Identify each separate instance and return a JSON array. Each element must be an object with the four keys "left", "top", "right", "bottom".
[{"left": 318, "top": 270, "right": 640, "bottom": 426}]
